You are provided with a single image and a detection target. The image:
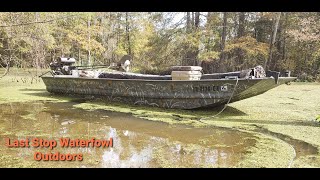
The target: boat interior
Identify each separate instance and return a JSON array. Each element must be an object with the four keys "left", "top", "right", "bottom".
[{"left": 47, "top": 56, "right": 290, "bottom": 81}]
